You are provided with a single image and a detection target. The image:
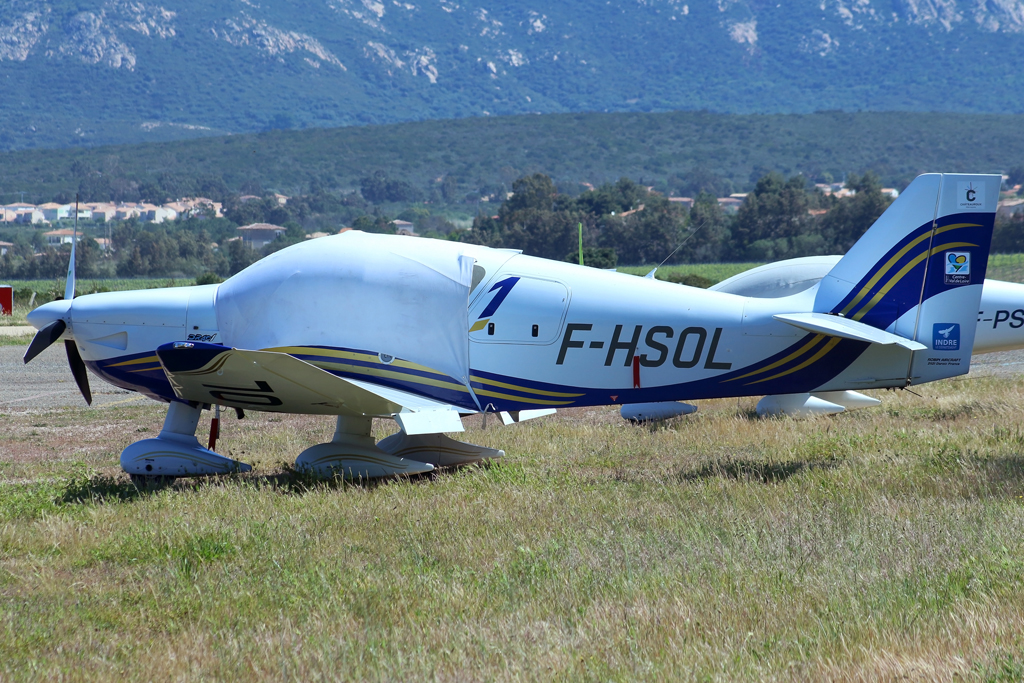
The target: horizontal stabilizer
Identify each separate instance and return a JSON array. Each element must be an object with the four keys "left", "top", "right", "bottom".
[
  {"left": 157, "top": 342, "right": 466, "bottom": 432},
  {"left": 773, "top": 312, "right": 926, "bottom": 351}
]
